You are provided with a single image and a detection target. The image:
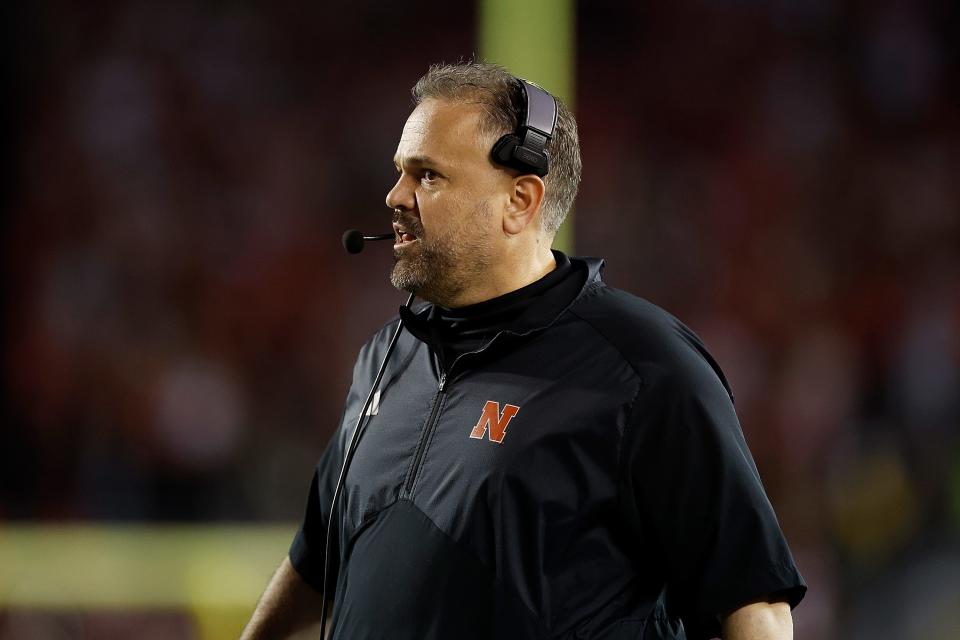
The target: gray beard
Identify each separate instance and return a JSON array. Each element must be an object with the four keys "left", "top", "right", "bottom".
[
  {"left": 390, "top": 235, "right": 493, "bottom": 307},
  {"left": 390, "top": 203, "right": 494, "bottom": 306},
  {"left": 390, "top": 240, "right": 470, "bottom": 306}
]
